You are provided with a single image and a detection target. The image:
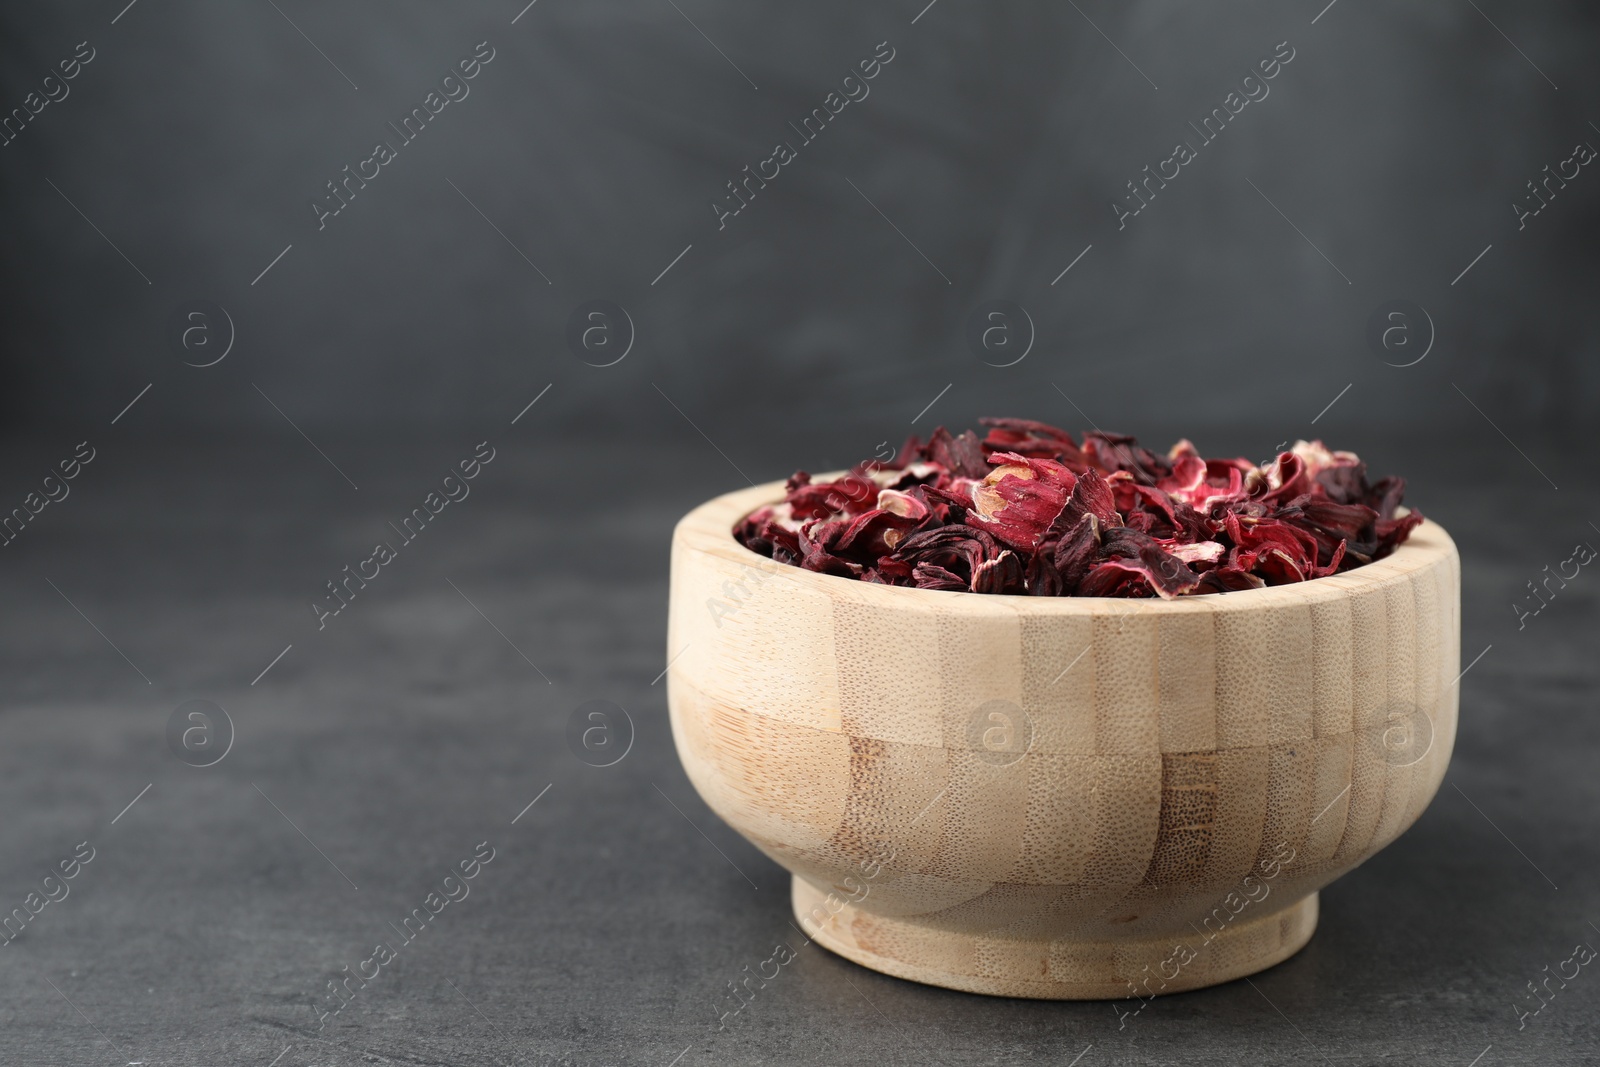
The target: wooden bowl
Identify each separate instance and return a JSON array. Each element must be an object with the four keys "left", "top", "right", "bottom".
[{"left": 665, "top": 478, "right": 1460, "bottom": 1000}]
